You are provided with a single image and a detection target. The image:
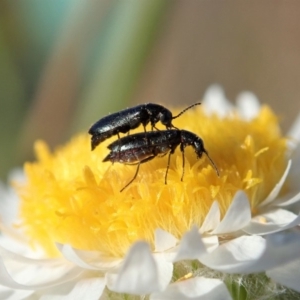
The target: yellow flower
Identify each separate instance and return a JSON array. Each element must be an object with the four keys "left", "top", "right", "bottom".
[
  {"left": 2, "top": 87, "right": 300, "bottom": 299},
  {"left": 17, "top": 97, "right": 286, "bottom": 258}
]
